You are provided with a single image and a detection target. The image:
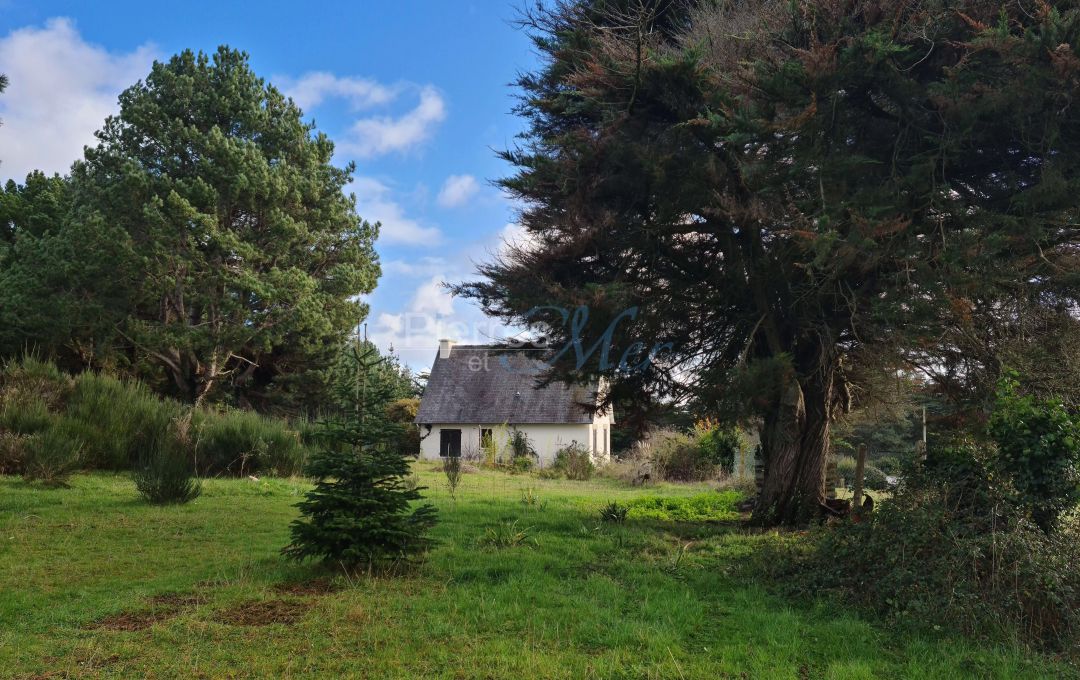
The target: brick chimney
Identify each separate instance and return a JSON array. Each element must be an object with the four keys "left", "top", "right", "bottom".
[{"left": 439, "top": 338, "right": 456, "bottom": 359}]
